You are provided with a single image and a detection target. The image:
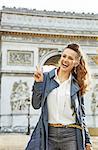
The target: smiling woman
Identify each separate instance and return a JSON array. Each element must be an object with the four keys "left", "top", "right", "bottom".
[
  {"left": 26, "top": 43, "right": 92, "bottom": 150},
  {"left": 61, "top": 44, "right": 90, "bottom": 96}
]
